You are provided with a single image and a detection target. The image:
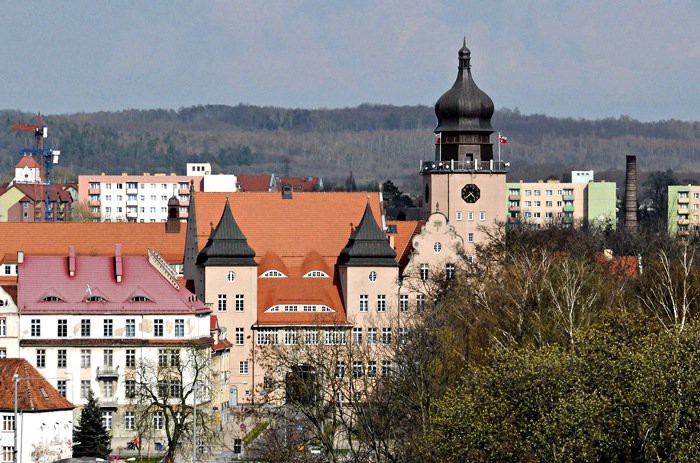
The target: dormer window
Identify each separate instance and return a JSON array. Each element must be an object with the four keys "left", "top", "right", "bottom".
[
  {"left": 86, "top": 296, "right": 107, "bottom": 302},
  {"left": 303, "top": 270, "right": 329, "bottom": 278},
  {"left": 42, "top": 296, "right": 63, "bottom": 302},
  {"left": 261, "top": 270, "right": 287, "bottom": 278},
  {"left": 130, "top": 296, "right": 152, "bottom": 303}
]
